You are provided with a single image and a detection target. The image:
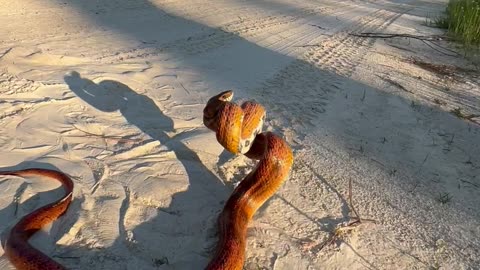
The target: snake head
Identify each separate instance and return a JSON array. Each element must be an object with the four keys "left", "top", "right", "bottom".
[{"left": 203, "top": 90, "right": 234, "bottom": 131}]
